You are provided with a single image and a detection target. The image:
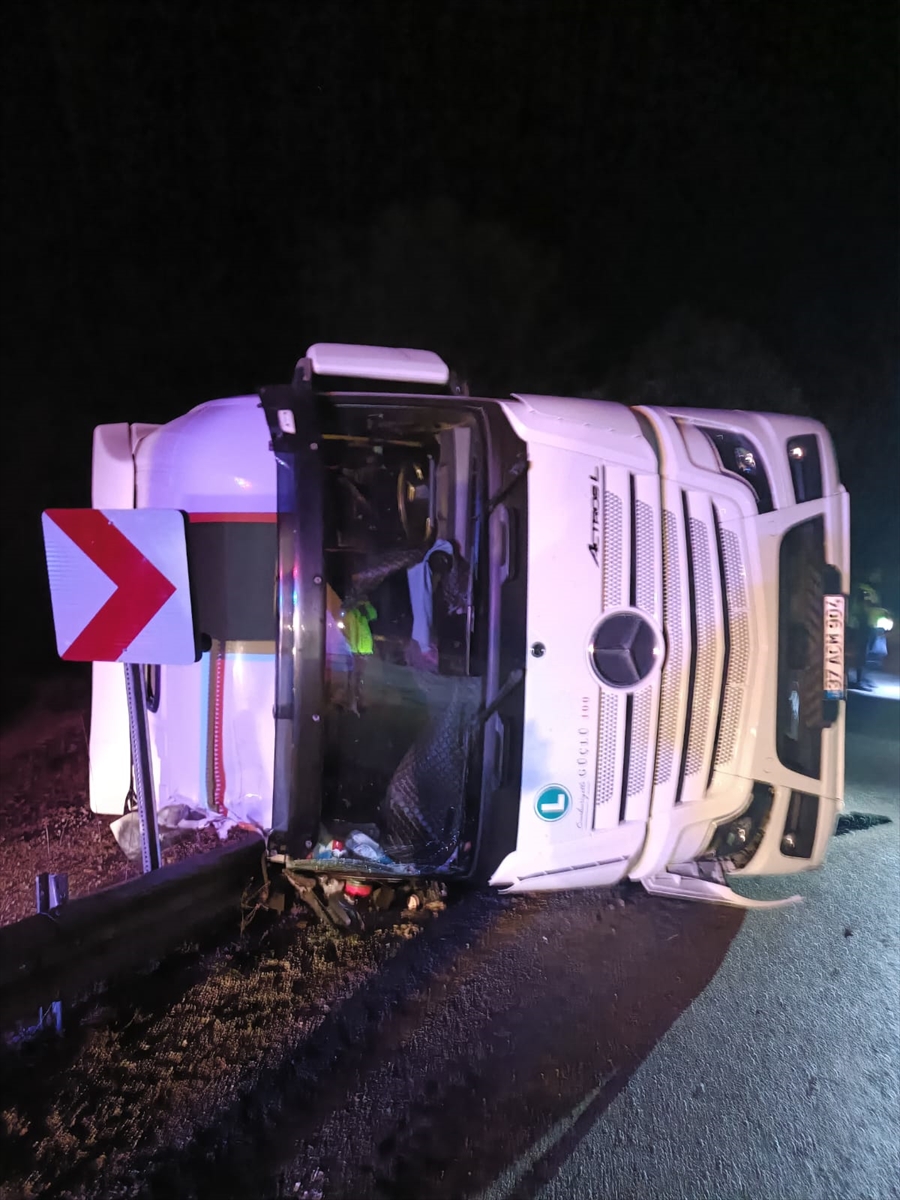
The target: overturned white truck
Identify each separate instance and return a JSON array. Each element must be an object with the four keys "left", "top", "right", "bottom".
[{"left": 57, "top": 343, "right": 849, "bottom": 905}]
